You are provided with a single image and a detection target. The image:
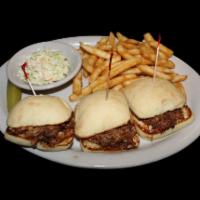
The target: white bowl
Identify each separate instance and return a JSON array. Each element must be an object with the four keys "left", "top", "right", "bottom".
[{"left": 7, "top": 41, "right": 81, "bottom": 90}]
